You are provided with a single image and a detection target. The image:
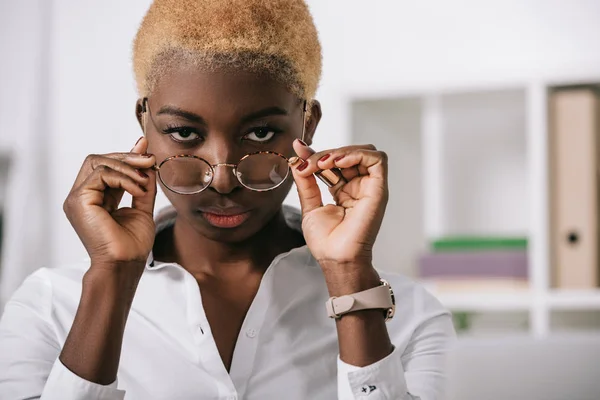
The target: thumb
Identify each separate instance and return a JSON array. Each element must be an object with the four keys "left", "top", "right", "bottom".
[
  {"left": 290, "top": 157, "right": 323, "bottom": 215},
  {"left": 131, "top": 137, "right": 157, "bottom": 215}
]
